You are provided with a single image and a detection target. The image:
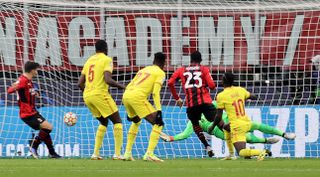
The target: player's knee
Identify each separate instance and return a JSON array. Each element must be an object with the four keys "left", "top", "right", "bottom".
[
  {"left": 41, "top": 128, "right": 52, "bottom": 134},
  {"left": 127, "top": 116, "right": 141, "bottom": 124},
  {"left": 41, "top": 121, "right": 53, "bottom": 130},
  {"left": 97, "top": 117, "right": 108, "bottom": 127},
  {"left": 154, "top": 116, "right": 164, "bottom": 126}
]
